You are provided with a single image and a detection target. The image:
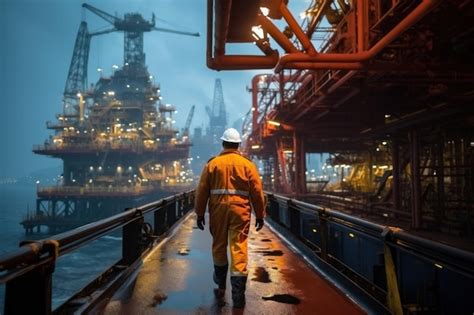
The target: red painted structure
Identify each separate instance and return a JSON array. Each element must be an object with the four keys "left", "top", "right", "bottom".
[{"left": 207, "top": 0, "right": 474, "bottom": 237}]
